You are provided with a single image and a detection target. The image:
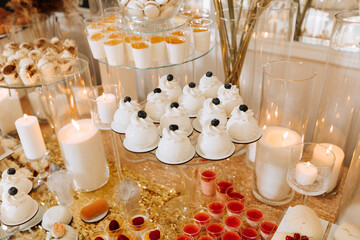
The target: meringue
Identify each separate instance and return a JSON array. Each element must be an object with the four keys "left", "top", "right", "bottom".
[
  {"left": 144, "top": 88, "right": 170, "bottom": 122},
  {"left": 38, "top": 56, "right": 58, "bottom": 78},
  {"left": 157, "top": 74, "right": 182, "bottom": 102},
  {"left": 217, "top": 83, "right": 244, "bottom": 116},
  {"left": 28, "top": 50, "right": 42, "bottom": 62},
  {"left": 197, "top": 98, "right": 227, "bottom": 130},
  {"left": 19, "top": 64, "right": 40, "bottom": 85},
  {"left": 159, "top": 102, "right": 192, "bottom": 136},
  {"left": 50, "top": 223, "right": 78, "bottom": 240},
  {"left": 42, "top": 205, "right": 73, "bottom": 231},
  {"left": 199, "top": 71, "right": 222, "bottom": 98},
  {"left": 196, "top": 119, "right": 234, "bottom": 159},
  {"left": 111, "top": 96, "right": 141, "bottom": 133},
  {"left": 156, "top": 125, "right": 195, "bottom": 164},
  {"left": 0, "top": 168, "right": 33, "bottom": 201},
  {"left": 227, "top": 105, "right": 258, "bottom": 141},
  {"left": 124, "top": 110, "right": 159, "bottom": 151},
  {"left": 2, "top": 64, "right": 20, "bottom": 85},
  {"left": 178, "top": 82, "right": 205, "bottom": 116}
]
